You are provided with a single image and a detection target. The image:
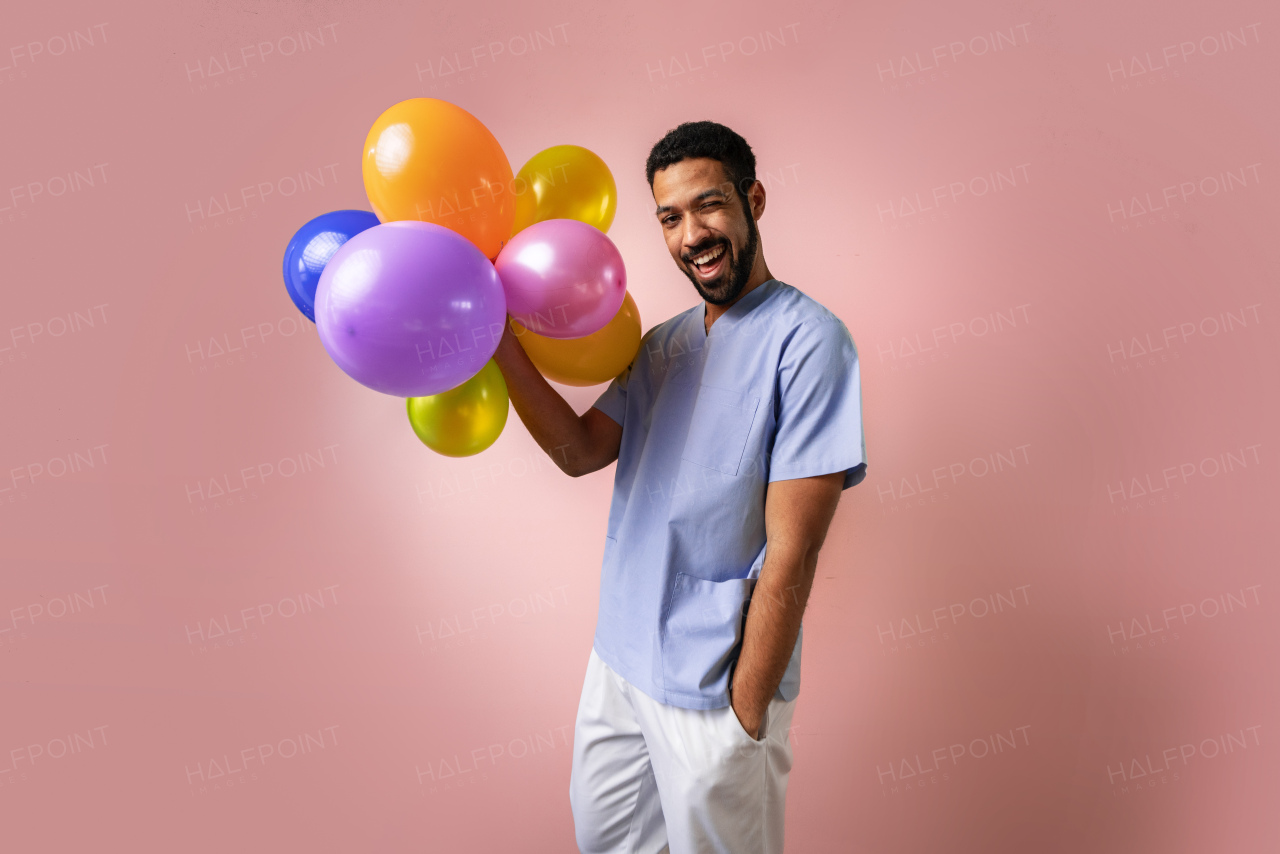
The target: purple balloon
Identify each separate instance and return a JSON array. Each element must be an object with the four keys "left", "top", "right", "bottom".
[
  {"left": 495, "top": 218, "right": 626, "bottom": 339},
  {"left": 315, "top": 221, "right": 506, "bottom": 397}
]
